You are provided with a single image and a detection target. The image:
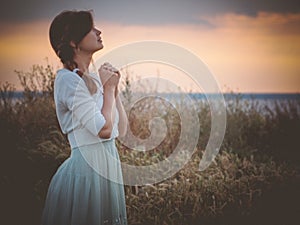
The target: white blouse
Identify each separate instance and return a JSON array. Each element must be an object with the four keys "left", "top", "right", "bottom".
[{"left": 54, "top": 68, "right": 119, "bottom": 149}]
